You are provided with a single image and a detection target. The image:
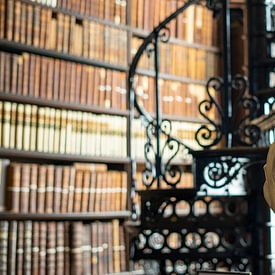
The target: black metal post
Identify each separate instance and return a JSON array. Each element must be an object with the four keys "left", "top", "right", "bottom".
[
  {"left": 223, "top": 0, "right": 232, "bottom": 147},
  {"left": 154, "top": 32, "right": 162, "bottom": 188}
]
